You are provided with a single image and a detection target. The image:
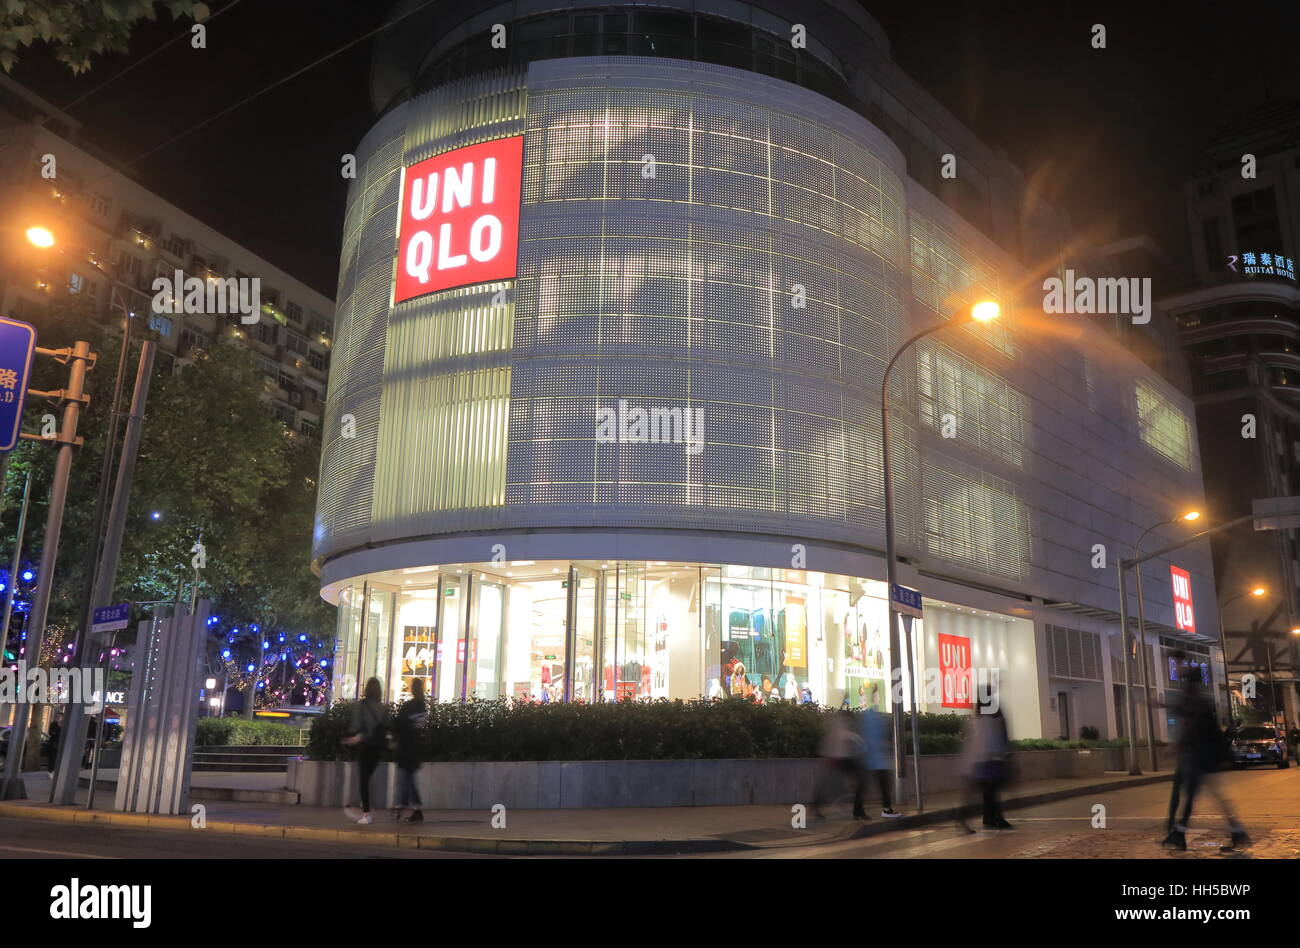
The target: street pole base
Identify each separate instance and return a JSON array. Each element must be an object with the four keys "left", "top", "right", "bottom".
[{"left": 1128, "top": 766, "right": 1143, "bottom": 777}]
